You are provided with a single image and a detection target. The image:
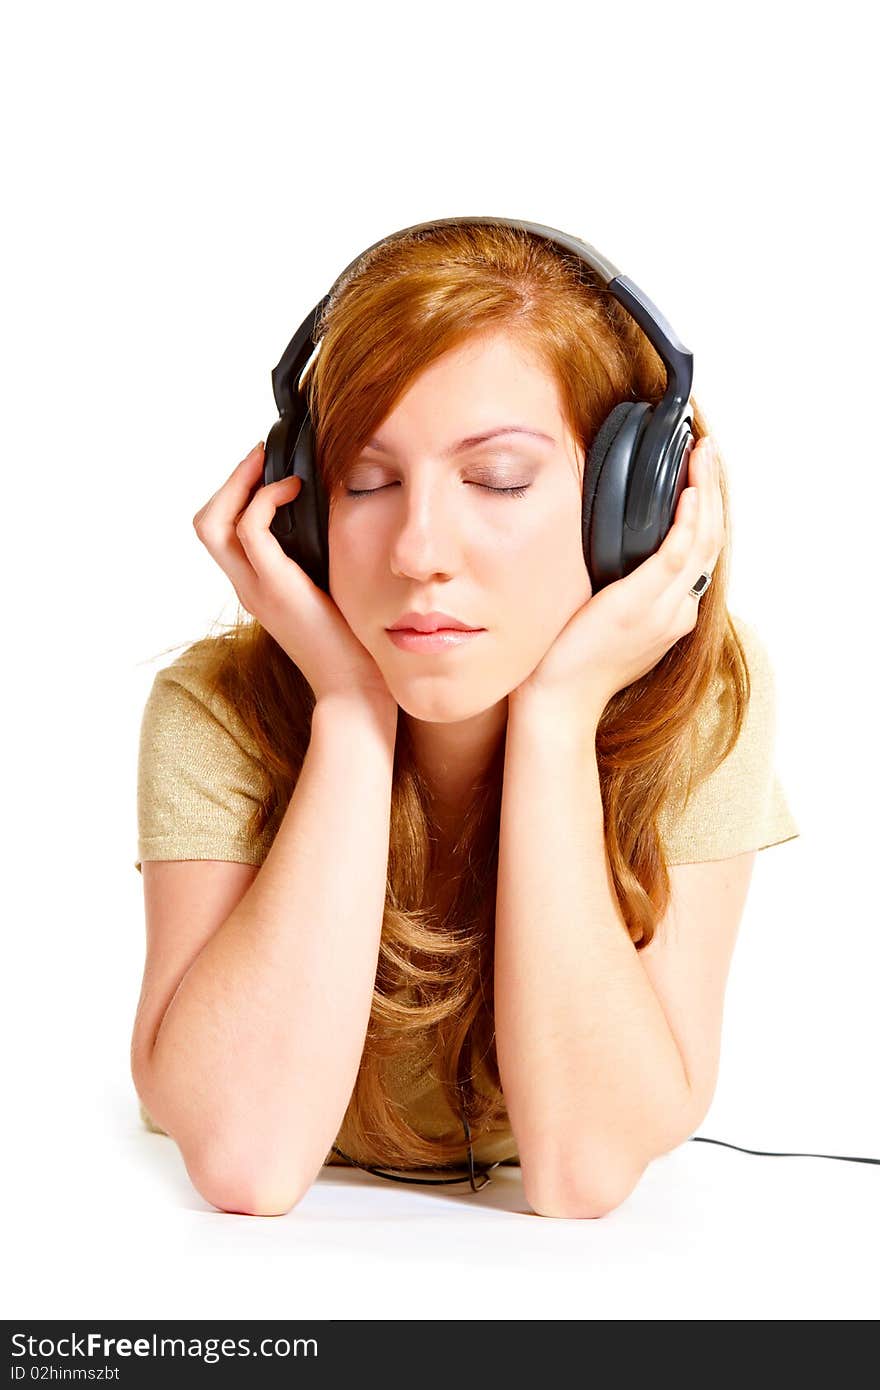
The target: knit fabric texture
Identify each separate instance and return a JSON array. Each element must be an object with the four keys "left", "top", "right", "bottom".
[{"left": 133, "top": 613, "right": 800, "bottom": 1167}]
